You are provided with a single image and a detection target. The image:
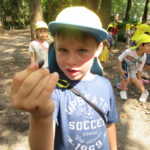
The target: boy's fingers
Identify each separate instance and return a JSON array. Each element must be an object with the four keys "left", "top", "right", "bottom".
[
  {"left": 10, "top": 63, "right": 39, "bottom": 94},
  {"left": 17, "top": 69, "right": 50, "bottom": 99},
  {"left": 35, "top": 72, "right": 59, "bottom": 103},
  {"left": 45, "top": 72, "right": 59, "bottom": 94},
  {"left": 23, "top": 72, "right": 59, "bottom": 113},
  {"left": 26, "top": 74, "right": 51, "bottom": 101}
]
